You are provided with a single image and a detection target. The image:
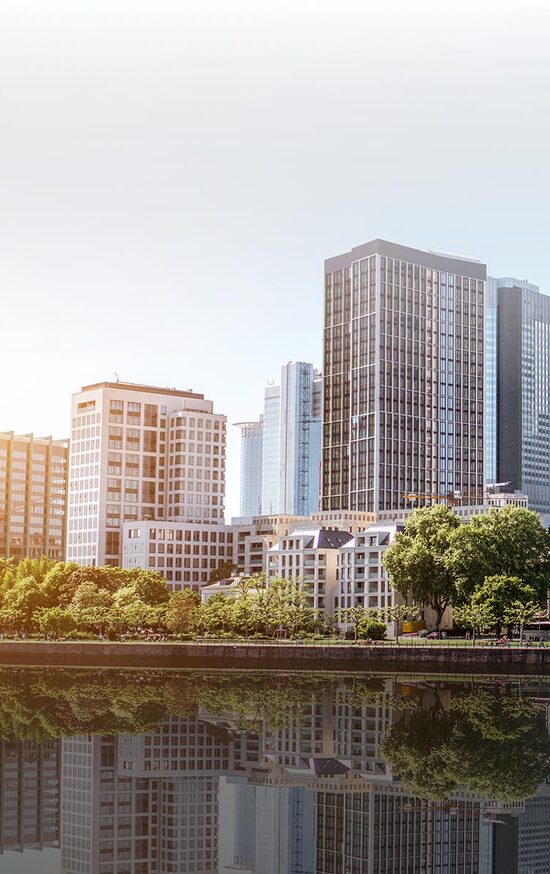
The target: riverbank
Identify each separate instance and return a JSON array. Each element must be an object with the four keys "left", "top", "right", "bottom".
[{"left": 0, "top": 640, "right": 548, "bottom": 673}]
